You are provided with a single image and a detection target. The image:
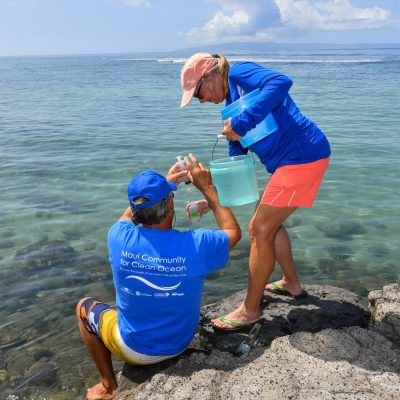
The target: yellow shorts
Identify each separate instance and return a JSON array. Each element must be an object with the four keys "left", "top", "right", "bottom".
[{"left": 79, "top": 297, "right": 181, "bottom": 365}]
